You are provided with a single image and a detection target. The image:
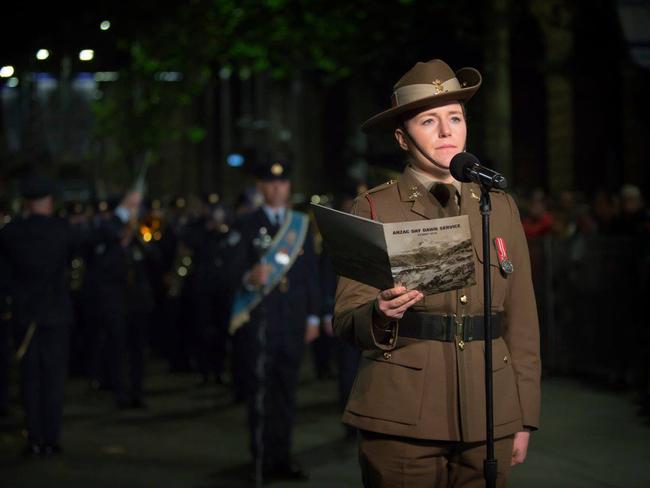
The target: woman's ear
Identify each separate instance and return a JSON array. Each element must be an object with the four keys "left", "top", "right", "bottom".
[{"left": 394, "top": 127, "right": 409, "bottom": 151}]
